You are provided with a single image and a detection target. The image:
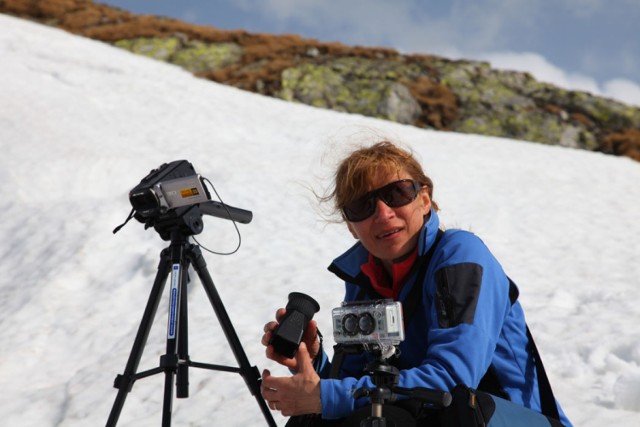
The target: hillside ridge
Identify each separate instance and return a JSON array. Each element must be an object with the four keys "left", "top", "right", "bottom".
[{"left": 2, "top": 0, "right": 639, "bottom": 161}]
